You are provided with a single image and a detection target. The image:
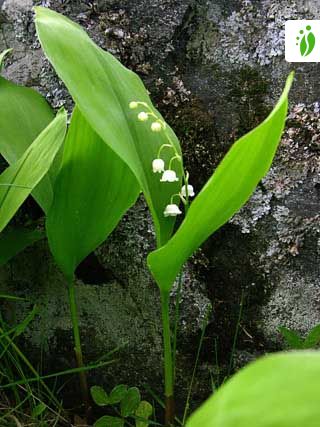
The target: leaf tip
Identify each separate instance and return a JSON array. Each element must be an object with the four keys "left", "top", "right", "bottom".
[
  {"left": 56, "top": 106, "right": 67, "bottom": 120},
  {"left": 0, "top": 48, "right": 13, "bottom": 72},
  {"left": 284, "top": 71, "right": 295, "bottom": 96}
]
